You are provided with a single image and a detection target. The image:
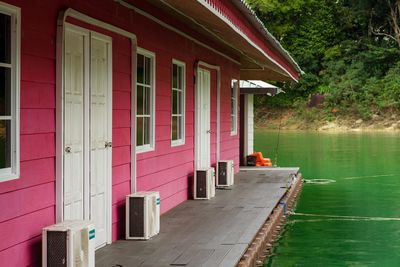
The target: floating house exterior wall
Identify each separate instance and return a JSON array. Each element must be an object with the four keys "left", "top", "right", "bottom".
[{"left": 0, "top": 0, "right": 301, "bottom": 265}]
